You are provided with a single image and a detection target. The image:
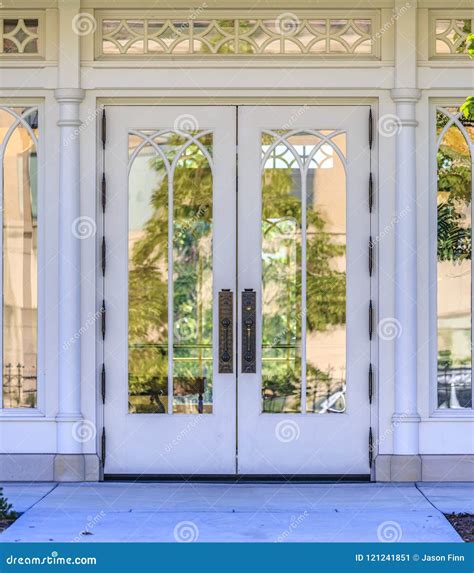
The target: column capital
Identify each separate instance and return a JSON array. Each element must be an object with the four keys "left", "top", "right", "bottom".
[
  {"left": 54, "top": 88, "right": 85, "bottom": 103},
  {"left": 390, "top": 88, "right": 421, "bottom": 103}
]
